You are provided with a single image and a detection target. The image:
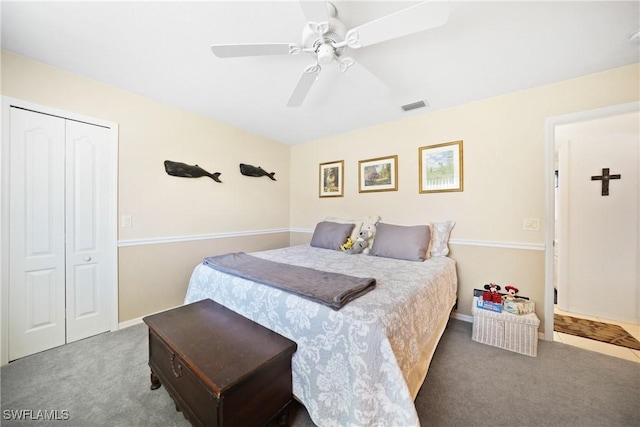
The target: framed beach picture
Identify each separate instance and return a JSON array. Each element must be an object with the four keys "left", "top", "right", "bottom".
[
  {"left": 319, "top": 160, "right": 344, "bottom": 197},
  {"left": 358, "top": 155, "right": 398, "bottom": 193},
  {"left": 419, "top": 140, "right": 463, "bottom": 193}
]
